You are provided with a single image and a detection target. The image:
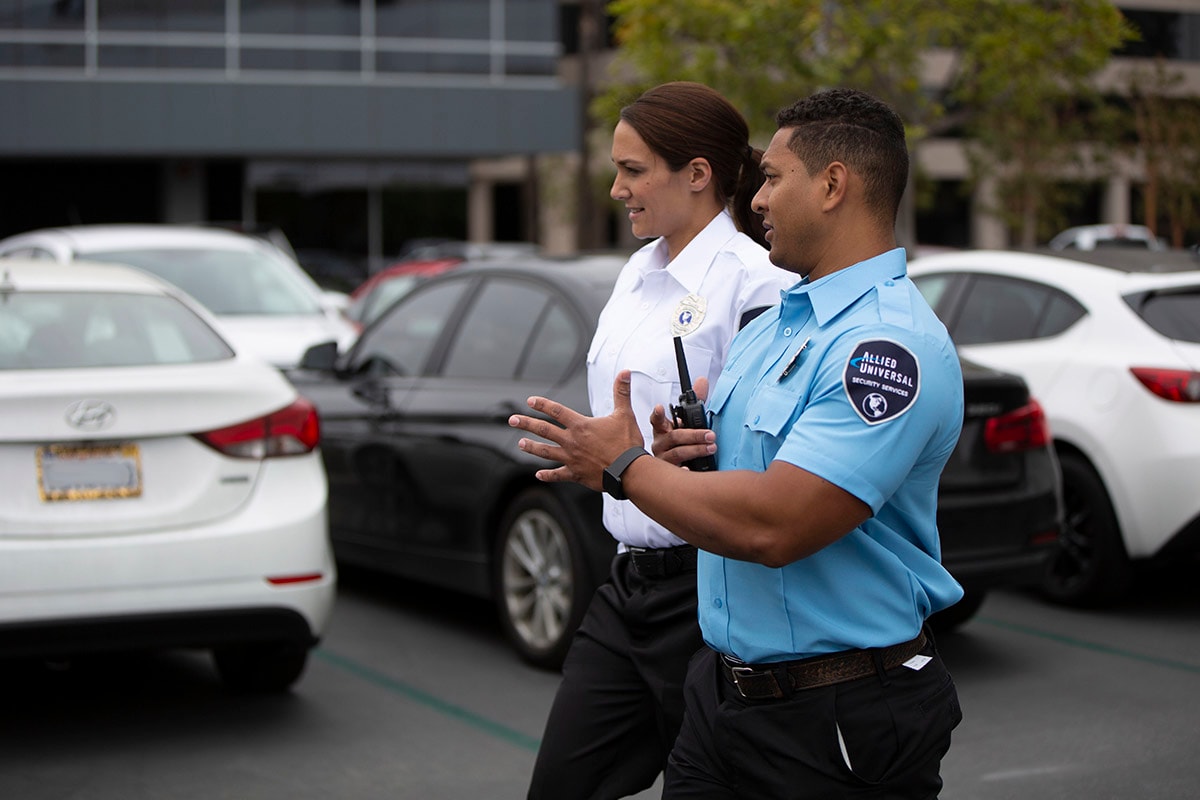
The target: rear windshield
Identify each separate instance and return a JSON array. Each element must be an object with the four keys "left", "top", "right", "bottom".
[
  {"left": 0, "top": 291, "right": 235, "bottom": 370},
  {"left": 1131, "top": 288, "right": 1200, "bottom": 343},
  {"left": 85, "top": 247, "right": 322, "bottom": 316}
]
